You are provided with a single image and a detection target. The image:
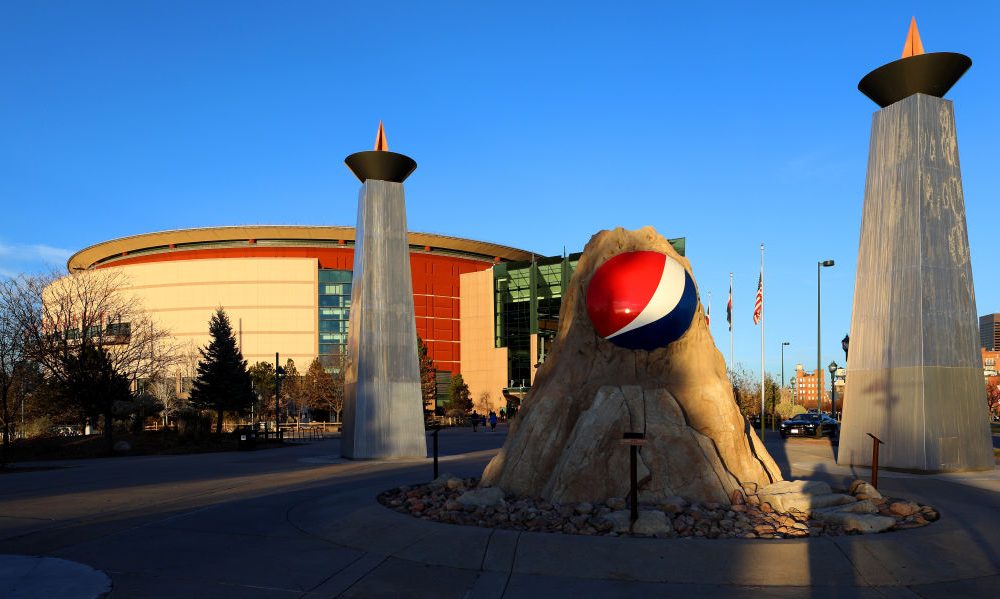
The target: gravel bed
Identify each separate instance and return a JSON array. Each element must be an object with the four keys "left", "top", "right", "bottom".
[{"left": 377, "top": 476, "right": 939, "bottom": 539}]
